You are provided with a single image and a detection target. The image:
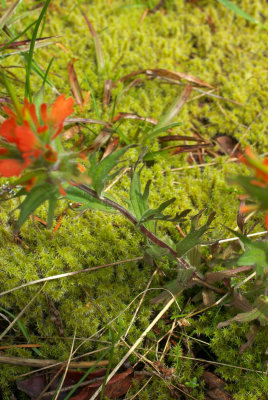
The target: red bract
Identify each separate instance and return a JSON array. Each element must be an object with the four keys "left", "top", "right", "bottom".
[
  {"left": 40, "top": 94, "right": 74, "bottom": 139},
  {"left": 0, "top": 95, "right": 74, "bottom": 178},
  {"left": 239, "top": 148, "right": 268, "bottom": 184}
]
